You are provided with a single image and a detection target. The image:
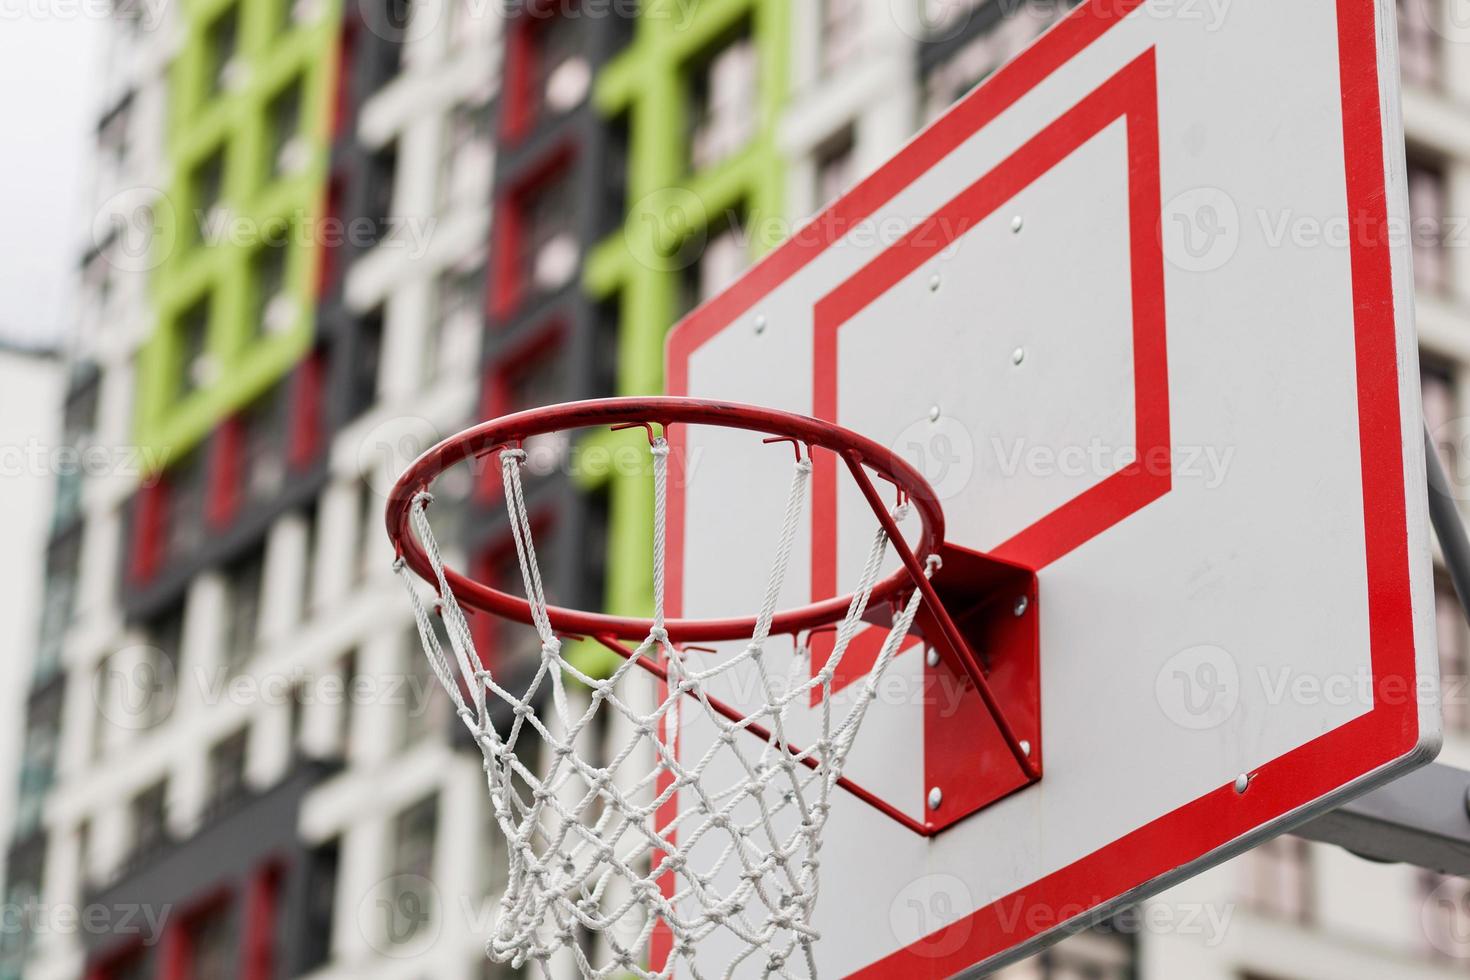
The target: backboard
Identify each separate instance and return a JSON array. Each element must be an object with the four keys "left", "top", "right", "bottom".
[{"left": 665, "top": 0, "right": 1439, "bottom": 975}]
